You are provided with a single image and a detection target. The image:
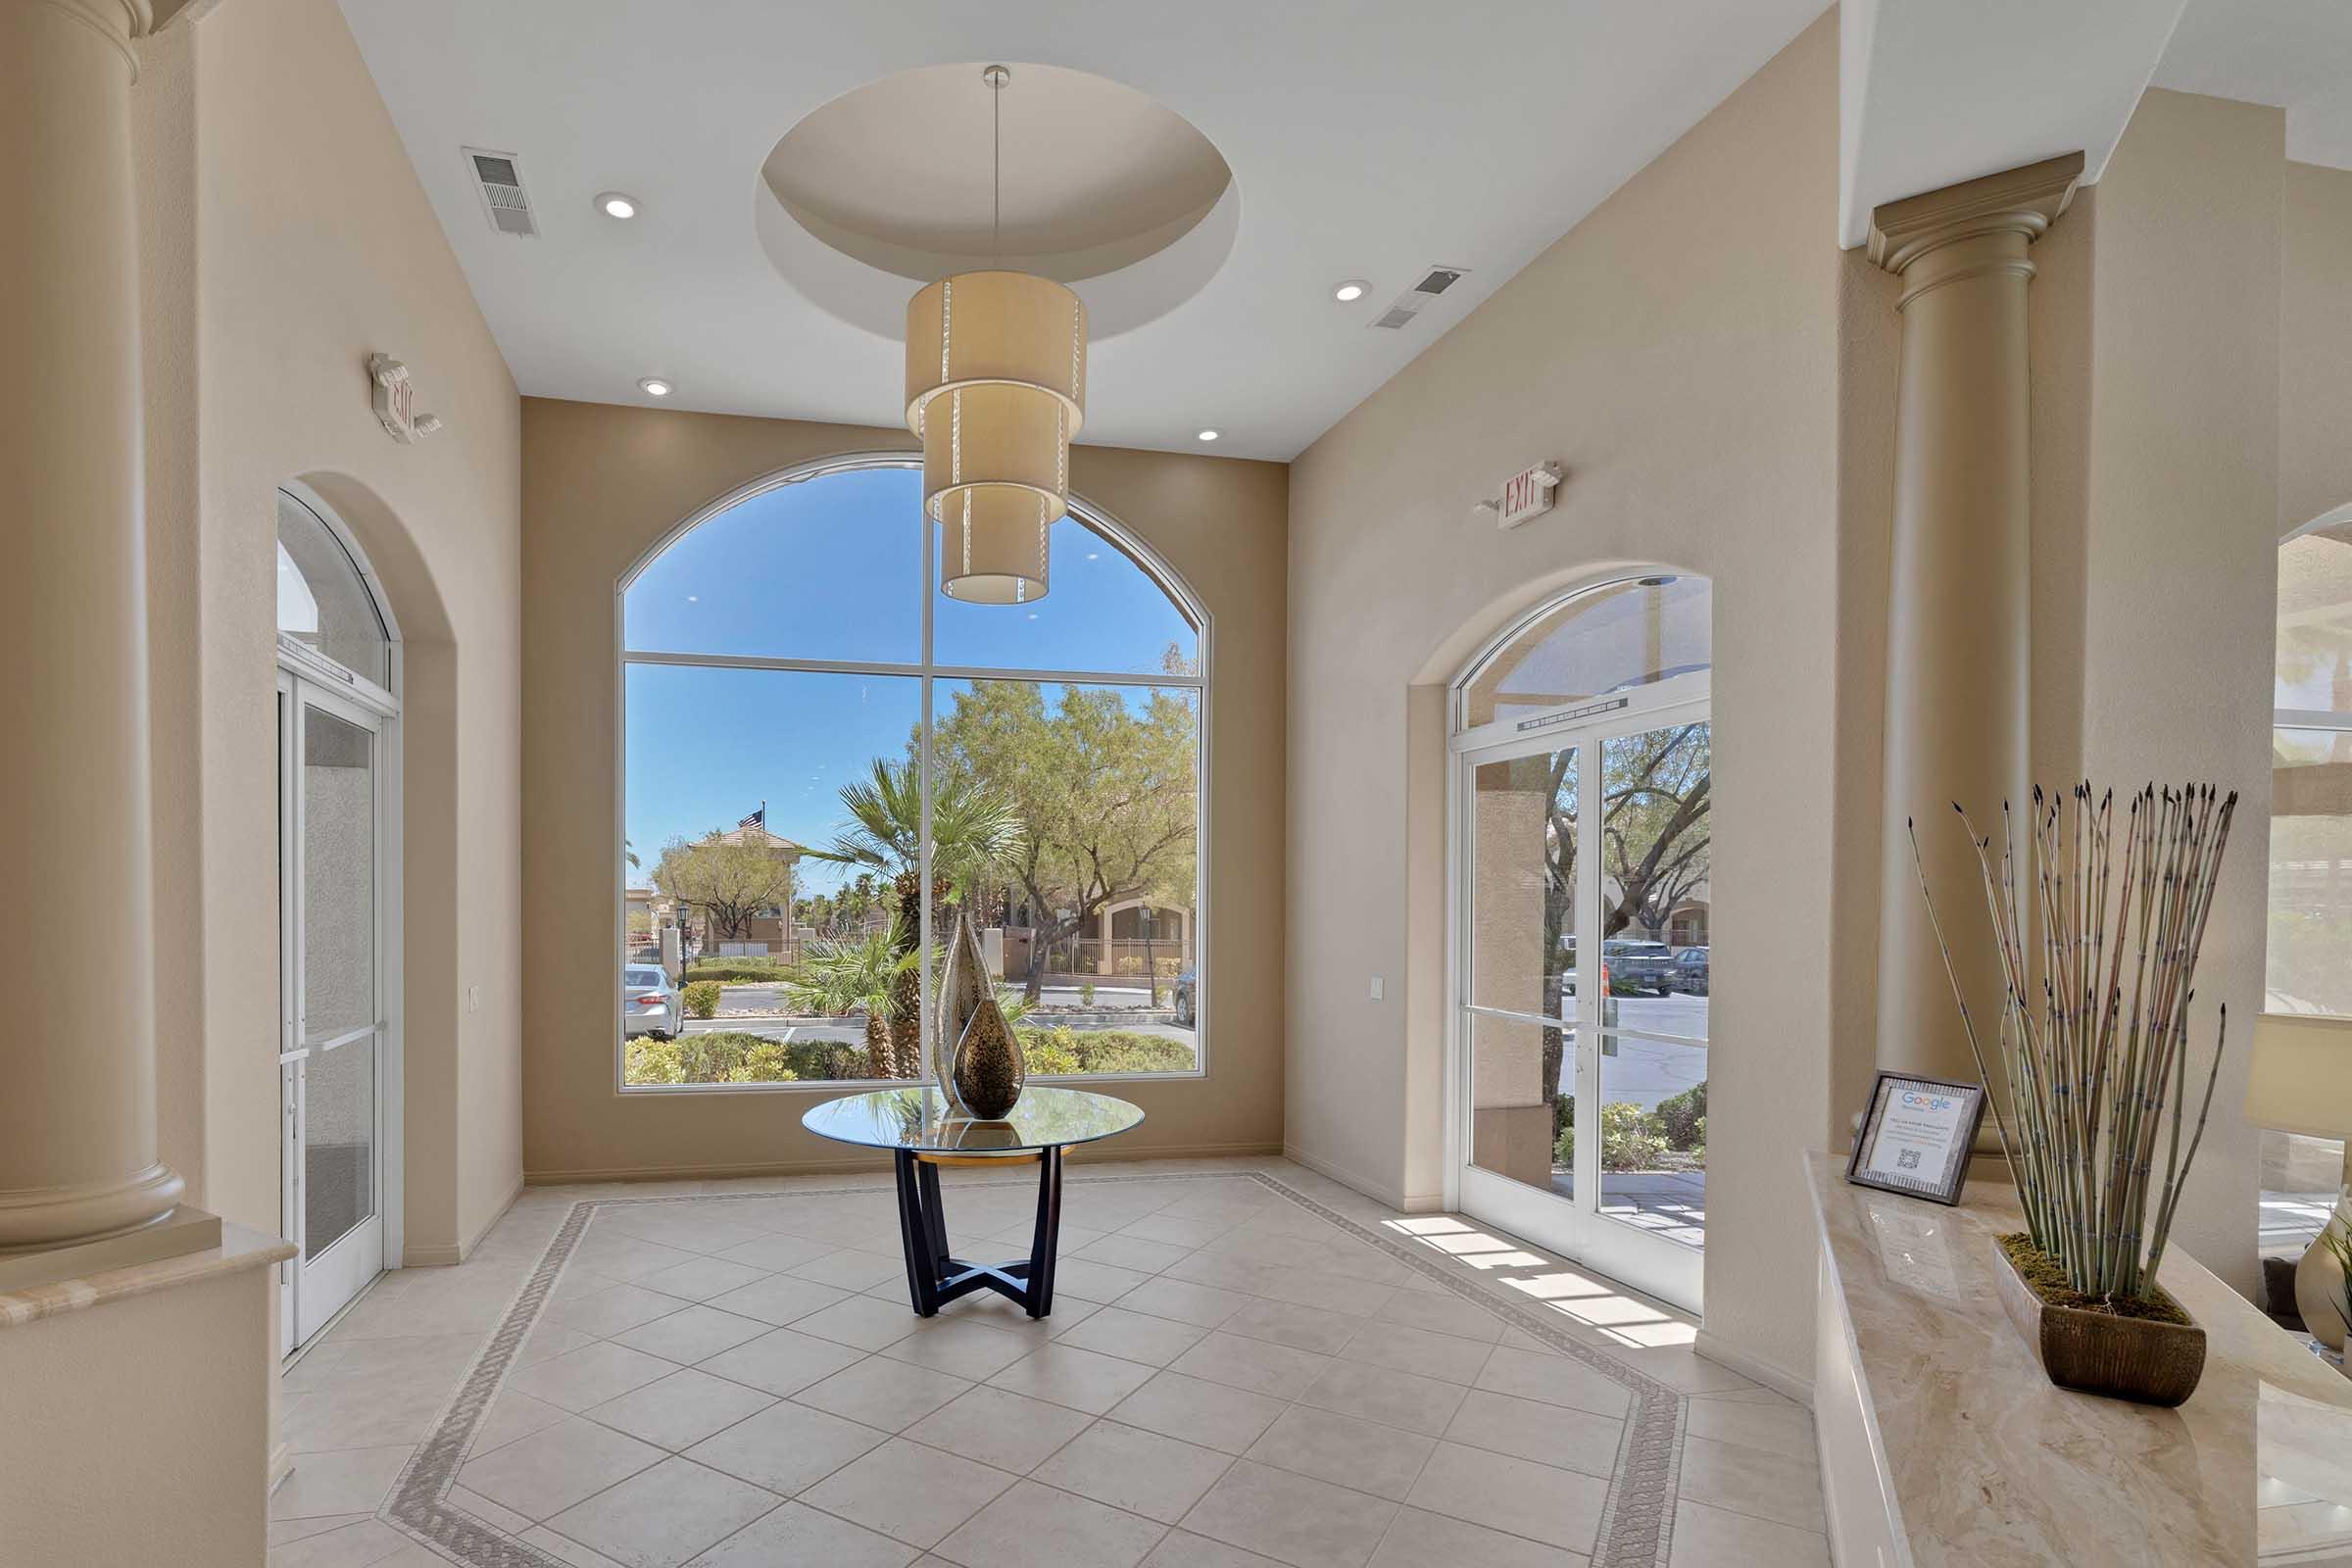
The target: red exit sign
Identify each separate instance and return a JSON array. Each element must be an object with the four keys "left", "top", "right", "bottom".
[{"left": 1493, "top": 461, "right": 1562, "bottom": 530}]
